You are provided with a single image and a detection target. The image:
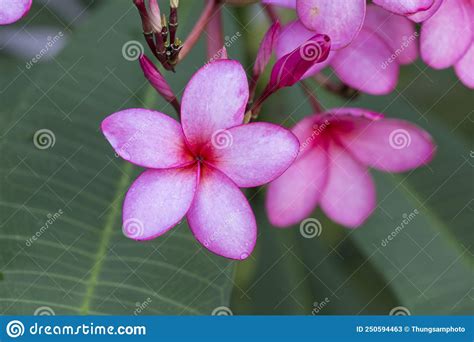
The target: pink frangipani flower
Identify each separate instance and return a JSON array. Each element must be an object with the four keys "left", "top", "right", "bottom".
[
  {"left": 373, "top": 0, "right": 437, "bottom": 17},
  {"left": 101, "top": 60, "right": 299, "bottom": 259},
  {"left": 420, "top": 0, "right": 474, "bottom": 88},
  {"left": 406, "top": 0, "right": 445, "bottom": 22},
  {"left": 265, "top": 0, "right": 473, "bottom": 88},
  {"left": 275, "top": 5, "right": 418, "bottom": 95},
  {"left": 0, "top": 0, "right": 32, "bottom": 25},
  {"left": 266, "top": 108, "right": 436, "bottom": 228},
  {"left": 263, "top": 0, "right": 431, "bottom": 48},
  {"left": 263, "top": 0, "right": 365, "bottom": 49}
]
